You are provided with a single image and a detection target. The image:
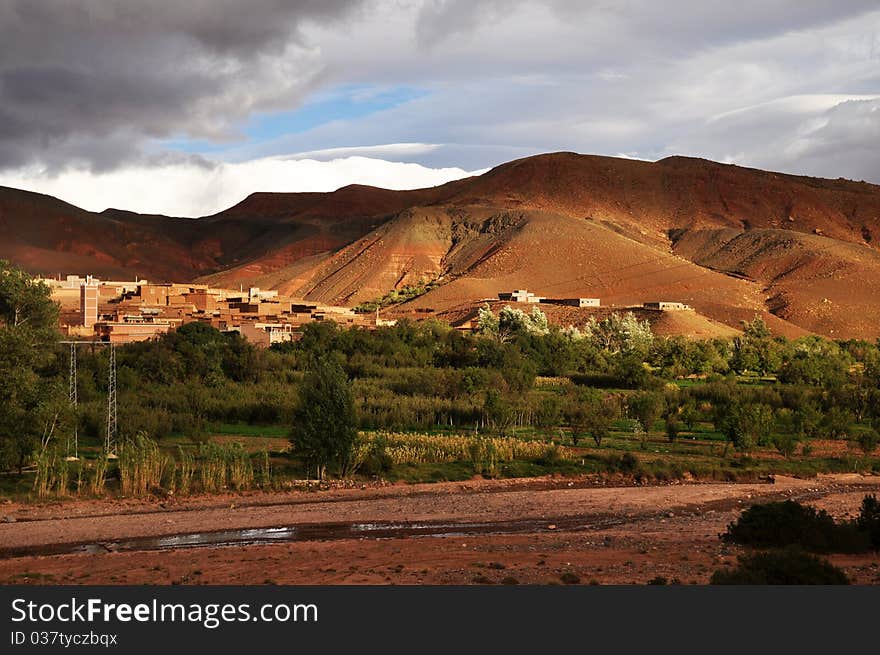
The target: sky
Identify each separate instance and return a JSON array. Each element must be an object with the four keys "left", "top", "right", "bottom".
[{"left": 0, "top": 1, "right": 878, "bottom": 216}]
